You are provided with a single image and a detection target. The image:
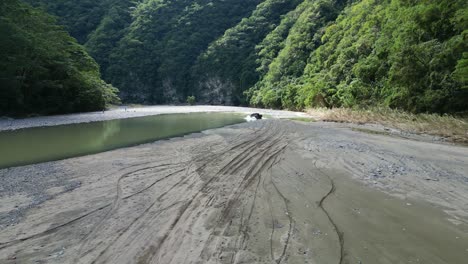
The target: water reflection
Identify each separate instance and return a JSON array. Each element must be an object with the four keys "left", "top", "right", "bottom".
[{"left": 0, "top": 113, "right": 245, "bottom": 169}]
